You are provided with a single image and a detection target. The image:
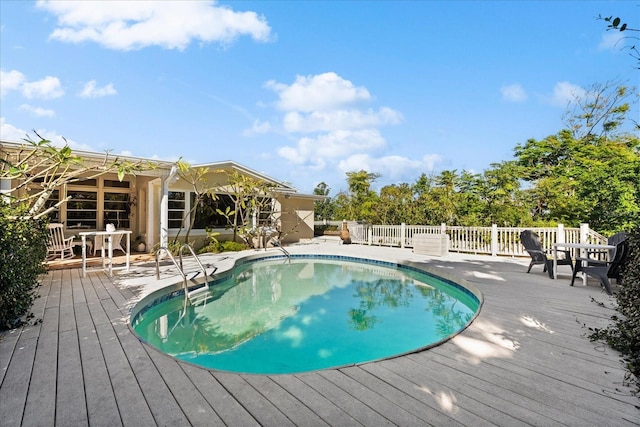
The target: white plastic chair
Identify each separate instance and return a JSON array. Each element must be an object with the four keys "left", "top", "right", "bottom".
[
  {"left": 93, "top": 233, "right": 125, "bottom": 255},
  {"left": 47, "top": 223, "right": 75, "bottom": 260}
]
